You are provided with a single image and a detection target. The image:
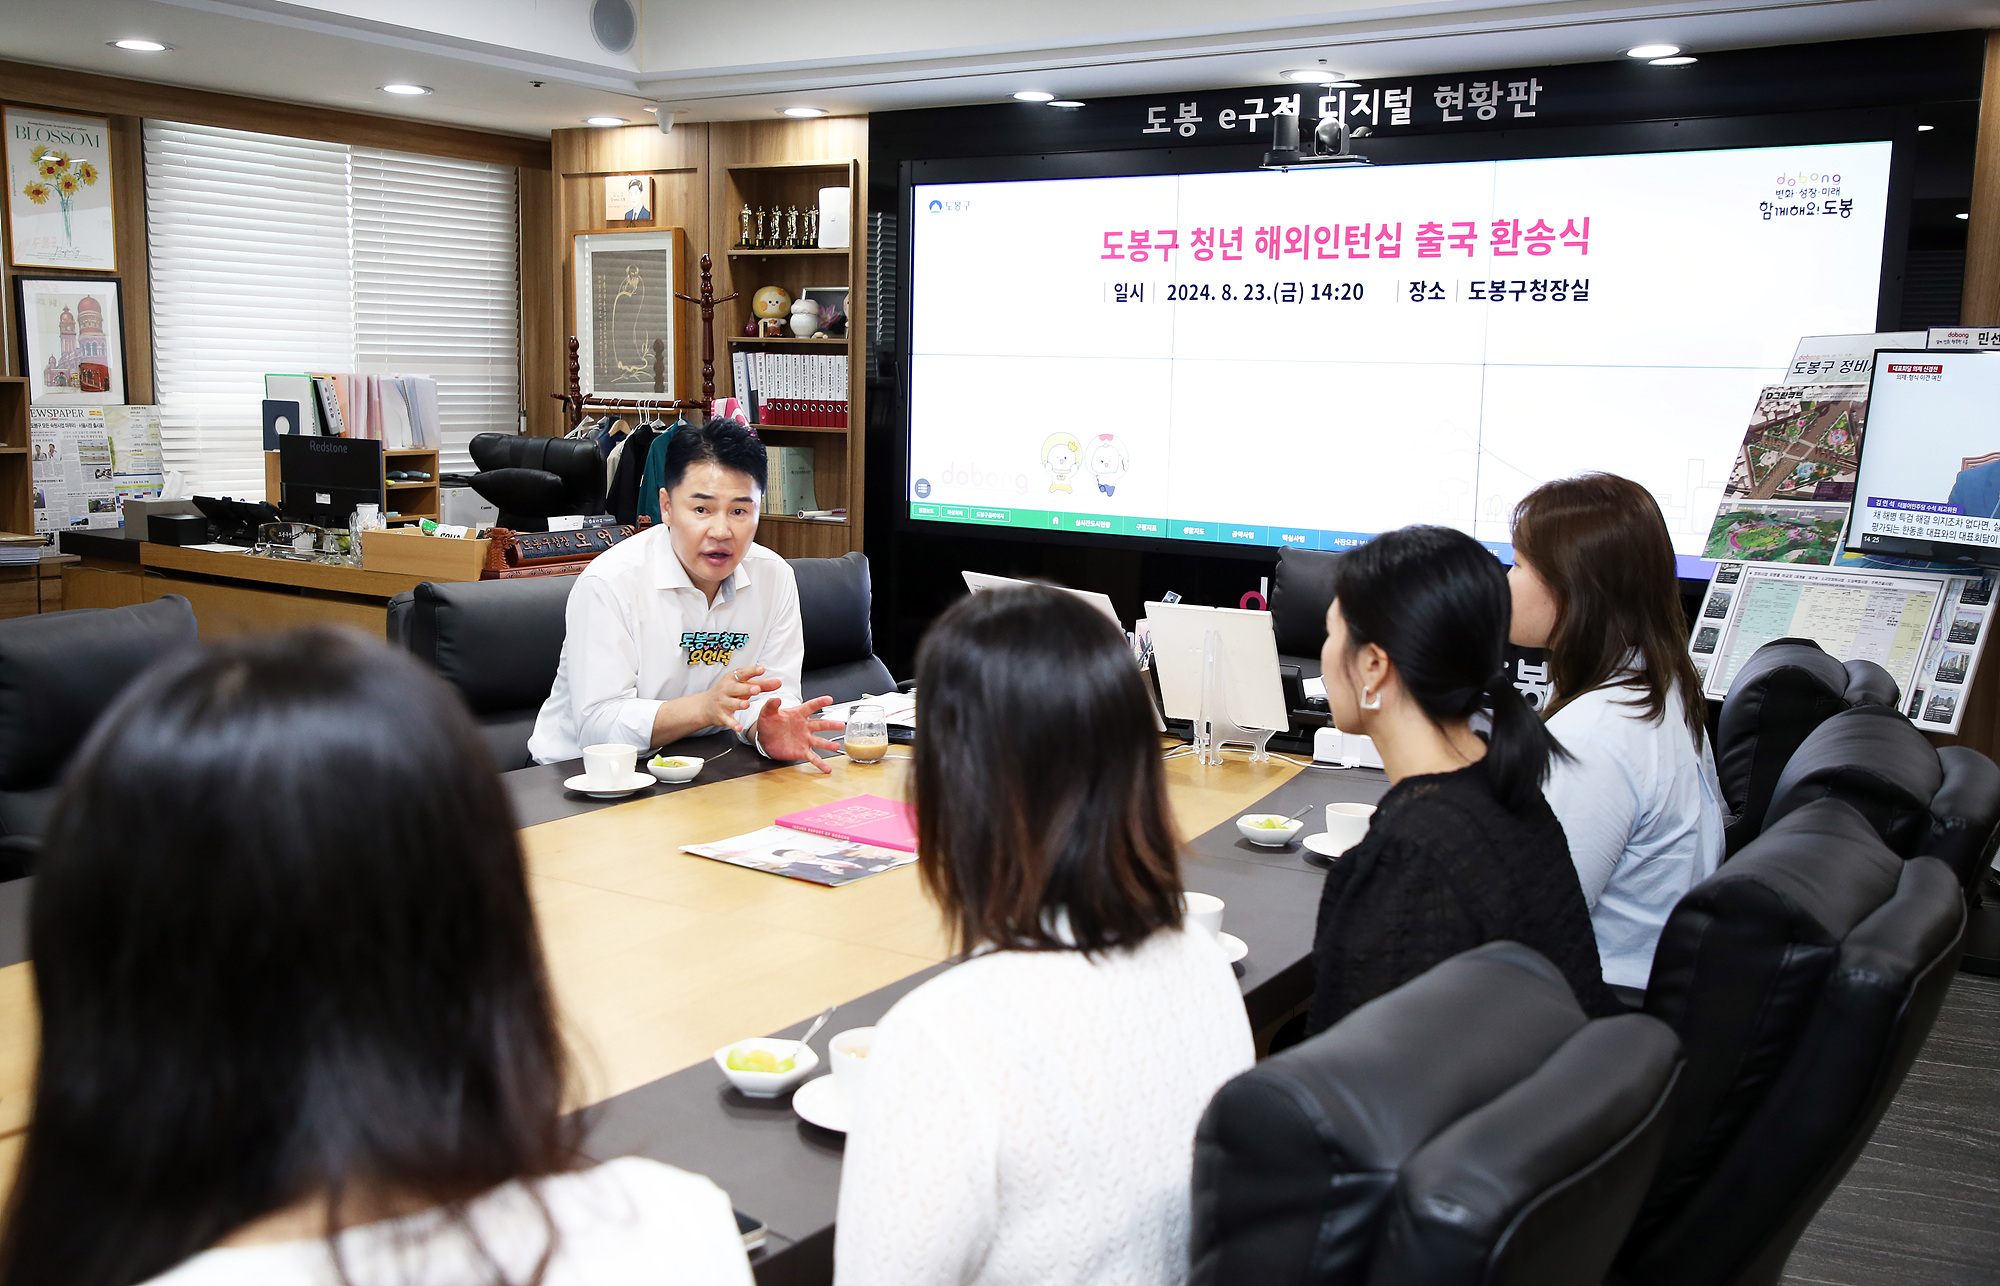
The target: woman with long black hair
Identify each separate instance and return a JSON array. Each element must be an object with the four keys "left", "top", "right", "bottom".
[
  {"left": 1304, "top": 525, "right": 1619, "bottom": 1034},
  {"left": 0, "top": 628, "right": 751, "bottom": 1286}
]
